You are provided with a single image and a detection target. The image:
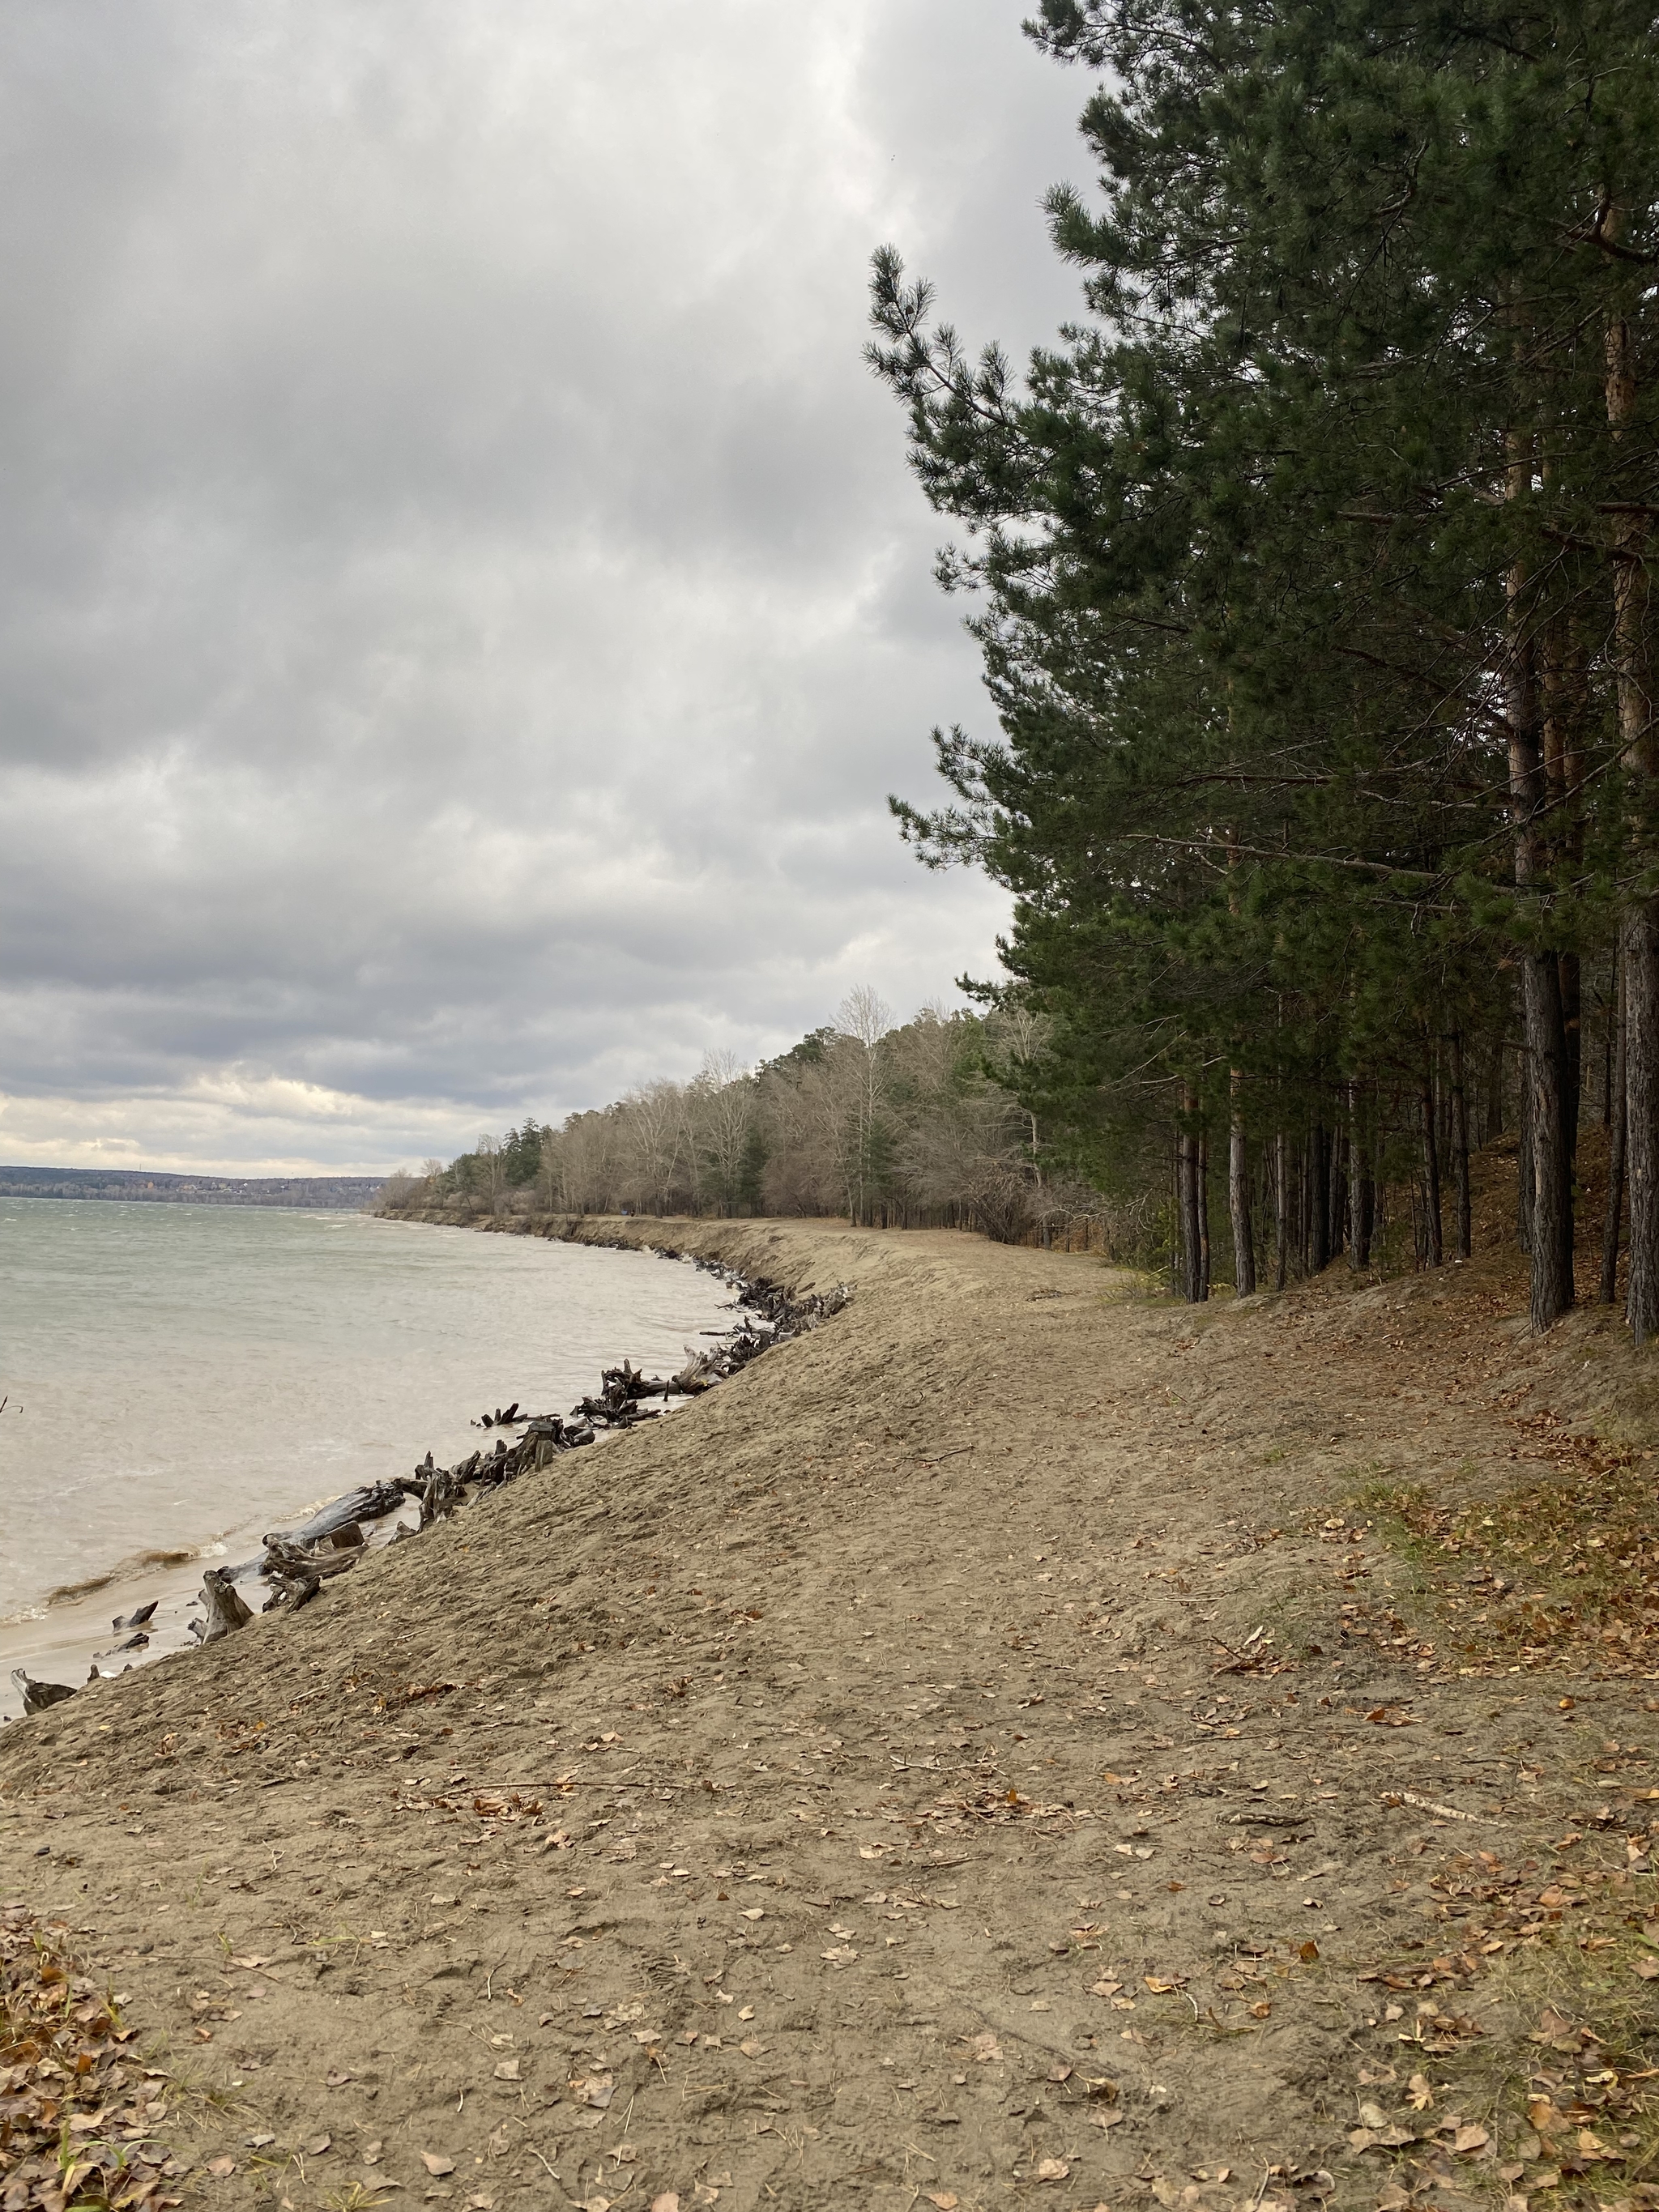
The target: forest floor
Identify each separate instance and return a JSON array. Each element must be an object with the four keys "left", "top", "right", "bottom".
[{"left": 5, "top": 1174, "right": 1659, "bottom": 2212}]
